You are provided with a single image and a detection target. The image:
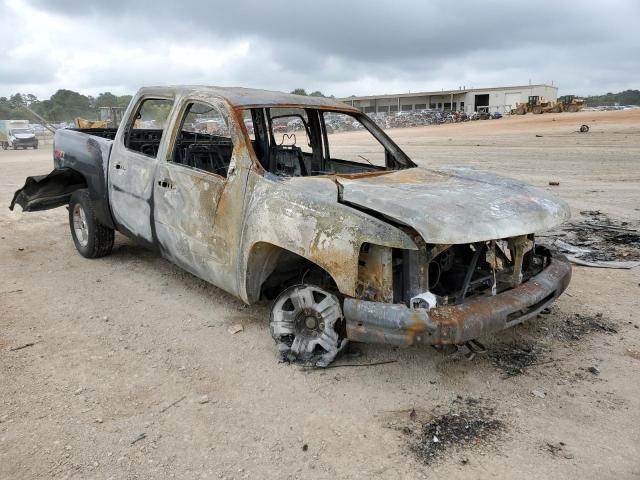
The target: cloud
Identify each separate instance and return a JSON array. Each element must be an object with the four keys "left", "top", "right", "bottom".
[{"left": 1, "top": 0, "right": 638, "bottom": 99}]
